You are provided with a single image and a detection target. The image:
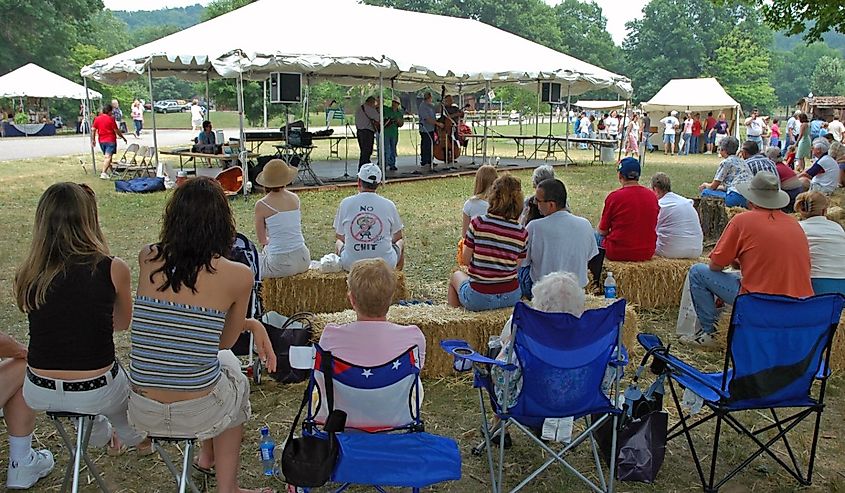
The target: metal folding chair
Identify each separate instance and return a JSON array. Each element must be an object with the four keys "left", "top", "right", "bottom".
[
  {"left": 46, "top": 412, "right": 110, "bottom": 493},
  {"left": 639, "top": 293, "right": 845, "bottom": 492},
  {"left": 148, "top": 436, "right": 203, "bottom": 493}
]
